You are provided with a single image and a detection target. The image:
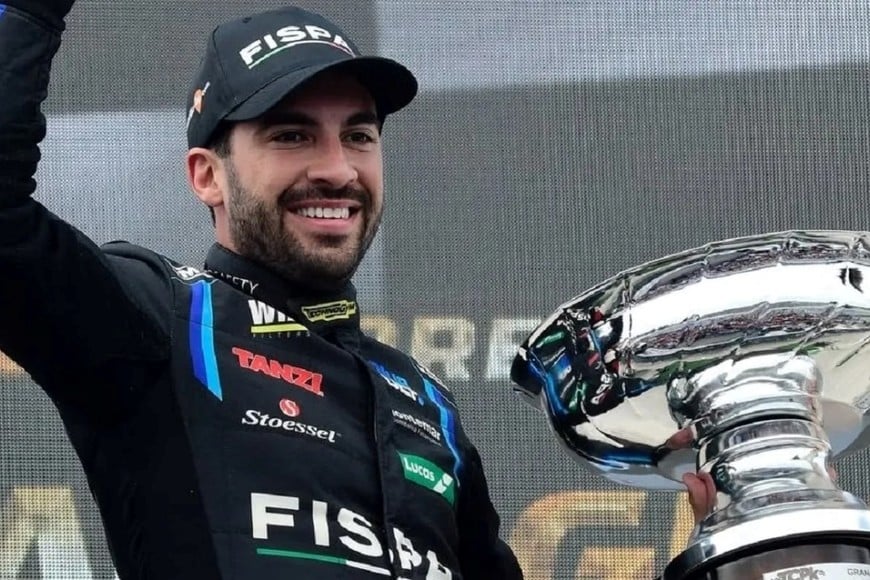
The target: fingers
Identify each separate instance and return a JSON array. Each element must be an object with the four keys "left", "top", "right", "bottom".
[
  {"left": 683, "top": 466, "right": 836, "bottom": 527},
  {"left": 665, "top": 427, "right": 694, "bottom": 450},
  {"left": 699, "top": 470, "right": 716, "bottom": 503},
  {"left": 682, "top": 471, "right": 716, "bottom": 524},
  {"left": 682, "top": 473, "right": 707, "bottom": 524}
]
